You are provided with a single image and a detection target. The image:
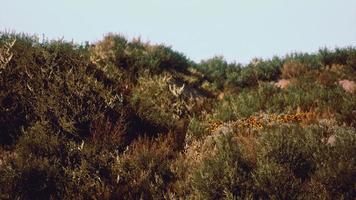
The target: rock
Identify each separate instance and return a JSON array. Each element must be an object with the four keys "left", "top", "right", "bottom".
[
  {"left": 274, "top": 79, "right": 291, "bottom": 89},
  {"left": 327, "top": 135, "right": 336, "bottom": 146},
  {"left": 339, "top": 79, "right": 356, "bottom": 93},
  {"left": 212, "top": 123, "right": 234, "bottom": 135}
]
